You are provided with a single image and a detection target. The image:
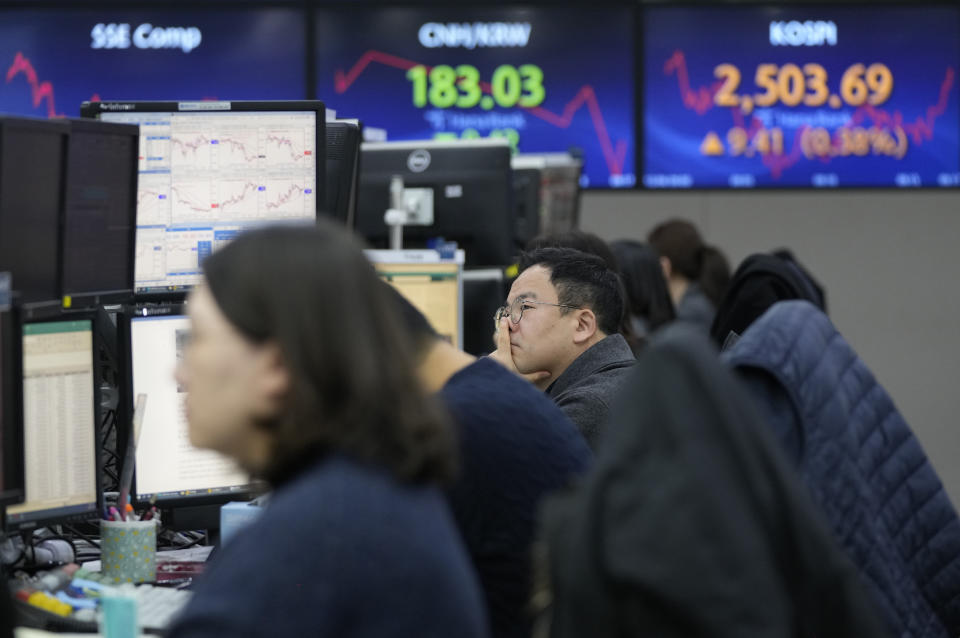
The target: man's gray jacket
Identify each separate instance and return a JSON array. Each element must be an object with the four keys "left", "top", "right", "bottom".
[{"left": 546, "top": 334, "right": 635, "bottom": 449}]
